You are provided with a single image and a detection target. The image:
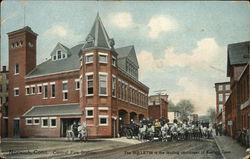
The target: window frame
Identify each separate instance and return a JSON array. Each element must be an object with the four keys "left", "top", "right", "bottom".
[
  {"left": 50, "top": 82, "right": 56, "bottom": 98},
  {"left": 37, "top": 84, "right": 42, "bottom": 94},
  {"left": 98, "top": 52, "right": 108, "bottom": 64},
  {"left": 112, "top": 75, "right": 116, "bottom": 97},
  {"left": 25, "top": 118, "right": 33, "bottom": 125},
  {"left": 14, "top": 64, "right": 19, "bottom": 75},
  {"left": 41, "top": 117, "right": 49, "bottom": 128},
  {"left": 86, "top": 73, "right": 94, "bottom": 96},
  {"left": 85, "top": 53, "right": 94, "bottom": 64},
  {"left": 14, "top": 88, "right": 19, "bottom": 96},
  {"left": 99, "top": 73, "right": 108, "bottom": 96},
  {"left": 49, "top": 117, "right": 57, "bottom": 128},
  {"left": 86, "top": 107, "right": 94, "bottom": 118},
  {"left": 112, "top": 56, "right": 116, "bottom": 67},
  {"left": 31, "top": 85, "right": 36, "bottom": 95},
  {"left": 43, "top": 83, "right": 48, "bottom": 99},
  {"left": 99, "top": 115, "right": 108, "bottom": 126},
  {"left": 25, "top": 86, "right": 30, "bottom": 95},
  {"left": 33, "top": 118, "right": 40, "bottom": 125},
  {"left": 75, "top": 79, "right": 80, "bottom": 90}
]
